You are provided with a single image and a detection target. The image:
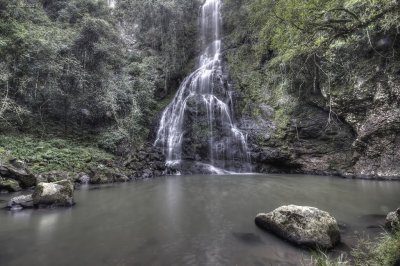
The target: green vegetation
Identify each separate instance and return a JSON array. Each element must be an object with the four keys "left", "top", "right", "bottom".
[
  {"left": 0, "top": 0, "right": 199, "bottom": 153},
  {"left": 0, "top": 134, "right": 114, "bottom": 173},
  {"left": 309, "top": 230, "right": 400, "bottom": 266},
  {"left": 223, "top": 0, "right": 400, "bottom": 138},
  {"left": 309, "top": 251, "right": 348, "bottom": 266},
  {"left": 351, "top": 230, "right": 400, "bottom": 266},
  {"left": 250, "top": 0, "right": 399, "bottom": 64}
]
